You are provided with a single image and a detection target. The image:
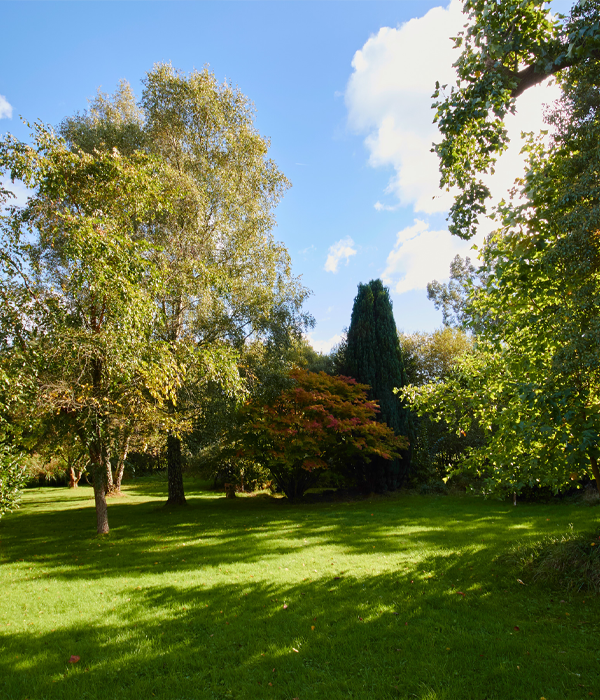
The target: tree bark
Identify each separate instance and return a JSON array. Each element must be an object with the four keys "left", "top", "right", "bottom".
[
  {"left": 114, "top": 433, "right": 131, "bottom": 491},
  {"left": 90, "top": 443, "right": 109, "bottom": 534},
  {"left": 68, "top": 466, "right": 82, "bottom": 489},
  {"left": 105, "top": 452, "right": 115, "bottom": 494},
  {"left": 589, "top": 453, "right": 600, "bottom": 498},
  {"left": 88, "top": 356, "right": 110, "bottom": 532},
  {"left": 166, "top": 433, "right": 187, "bottom": 506}
]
